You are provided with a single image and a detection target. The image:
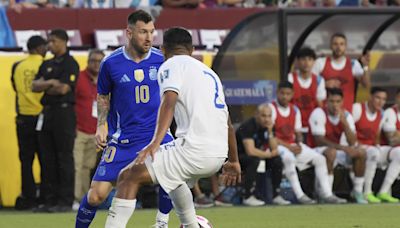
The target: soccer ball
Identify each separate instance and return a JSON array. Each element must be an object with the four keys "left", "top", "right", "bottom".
[{"left": 180, "top": 215, "right": 213, "bottom": 228}]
